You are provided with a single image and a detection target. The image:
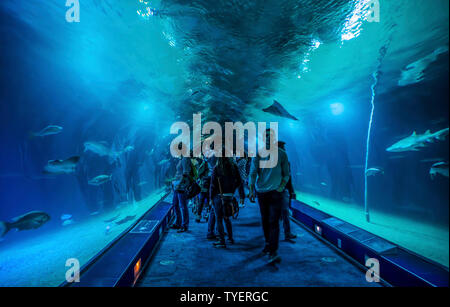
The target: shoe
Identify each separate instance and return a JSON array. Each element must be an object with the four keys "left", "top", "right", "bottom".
[
  {"left": 170, "top": 224, "right": 181, "bottom": 230},
  {"left": 206, "top": 234, "right": 217, "bottom": 240},
  {"left": 213, "top": 240, "right": 226, "bottom": 248},
  {"left": 262, "top": 245, "right": 270, "bottom": 255},
  {"left": 195, "top": 218, "right": 201, "bottom": 223},
  {"left": 285, "top": 233, "right": 297, "bottom": 240},
  {"left": 267, "top": 254, "right": 281, "bottom": 264},
  {"left": 177, "top": 227, "right": 188, "bottom": 233},
  {"left": 227, "top": 238, "right": 235, "bottom": 245}
]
